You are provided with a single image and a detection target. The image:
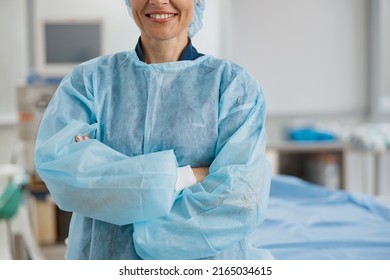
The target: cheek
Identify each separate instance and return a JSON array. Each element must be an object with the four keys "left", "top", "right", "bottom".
[
  {"left": 183, "top": 8, "right": 194, "bottom": 25},
  {"left": 132, "top": 16, "right": 140, "bottom": 29},
  {"left": 132, "top": 11, "right": 144, "bottom": 29}
]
